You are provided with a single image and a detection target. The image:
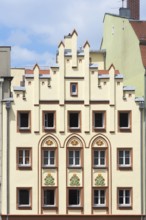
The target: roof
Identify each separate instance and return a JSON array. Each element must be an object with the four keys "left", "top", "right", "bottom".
[
  {"left": 25, "top": 69, "right": 50, "bottom": 75},
  {"left": 98, "top": 70, "right": 120, "bottom": 74},
  {"left": 130, "top": 21, "right": 146, "bottom": 67}
]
